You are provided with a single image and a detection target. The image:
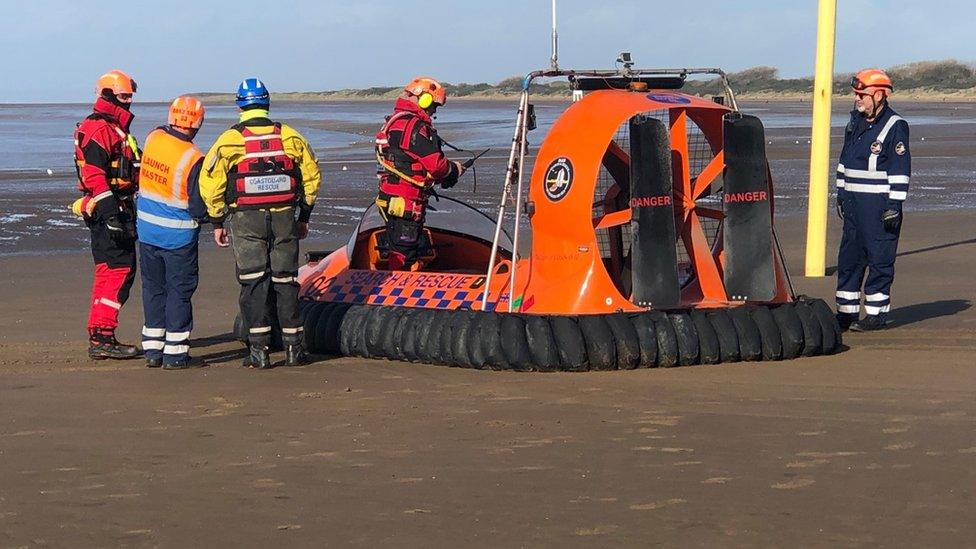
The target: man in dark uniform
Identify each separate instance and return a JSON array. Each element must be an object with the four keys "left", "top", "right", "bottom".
[
  {"left": 835, "top": 69, "right": 911, "bottom": 332},
  {"left": 374, "top": 77, "right": 467, "bottom": 271}
]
